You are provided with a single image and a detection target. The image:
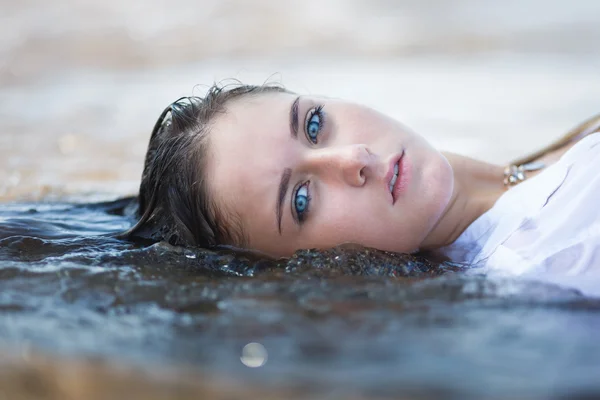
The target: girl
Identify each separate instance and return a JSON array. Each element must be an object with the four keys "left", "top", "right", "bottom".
[{"left": 125, "top": 83, "right": 600, "bottom": 296}]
